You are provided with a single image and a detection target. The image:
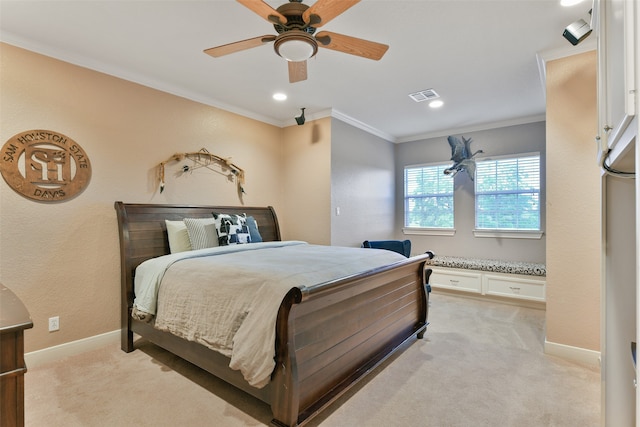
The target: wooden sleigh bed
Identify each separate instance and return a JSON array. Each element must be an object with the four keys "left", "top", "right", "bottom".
[{"left": 115, "top": 201, "right": 433, "bottom": 426}]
